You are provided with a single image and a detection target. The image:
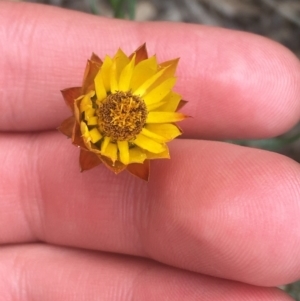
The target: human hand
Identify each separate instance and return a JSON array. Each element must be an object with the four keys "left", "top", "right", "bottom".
[{"left": 1, "top": 2, "right": 300, "bottom": 300}]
